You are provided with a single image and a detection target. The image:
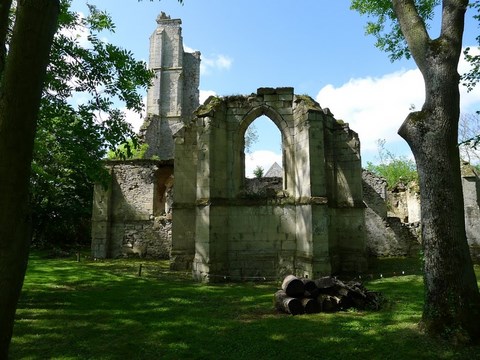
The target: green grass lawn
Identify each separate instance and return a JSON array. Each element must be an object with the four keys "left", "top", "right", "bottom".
[{"left": 9, "top": 252, "right": 480, "bottom": 360}]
